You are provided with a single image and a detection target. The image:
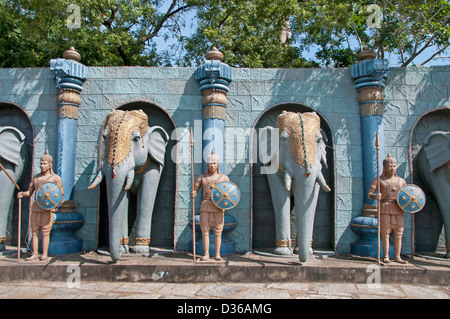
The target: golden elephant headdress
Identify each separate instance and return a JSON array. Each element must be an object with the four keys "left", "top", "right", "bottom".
[
  {"left": 276, "top": 111, "right": 321, "bottom": 170},
  {"left": 104, "top": 109, "right": 149, "bottom": 167}
]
